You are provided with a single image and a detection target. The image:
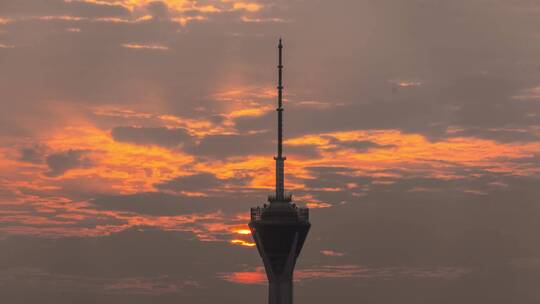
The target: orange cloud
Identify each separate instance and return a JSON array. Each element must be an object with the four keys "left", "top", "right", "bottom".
[
  {"left": 230, "top": 239, "right": 256, "bottom": 247},
  {"left": 241, "top": 16, "right": 287, "bottom": 23},
  {"left": 389, "top": 79, "right": 423, "bottom": 88},
  {"left": 1, "top": 123, "right": 194, "bottom": 195},
  {"left": 234, "top": 229, "right": 251, "bottom": 235},
  {"left": 286, "top": 130, "right": 540, "bottom": 179},
  {"left": 122, "top": 43, "right": 170, "bottom": 50},
  {"left": 321, "top": 249, "right": 345, "bottom": 257},
  {"left": 1, "top": 97, "right": 539, "bottom": 240},
  {"left": 80, "top": 0, "right": 261, "bottom": 14},
  {"left": 219, "top": 266, "right": 266, "bottom": 284},
  {"left": 306, "top": 202, "right": 332, "bottom": 209},
  {"left": 228, "top": 224, "right": 251, "bottom": 235},
  {"left": 231, "top": 2, "right": 263, "bottom": 12},
  {"left": 220, "top": 265, "right": 470, "bottom": 285},
  {"left": 172, "top": 15, "right": 208, "bottom": 26}
]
